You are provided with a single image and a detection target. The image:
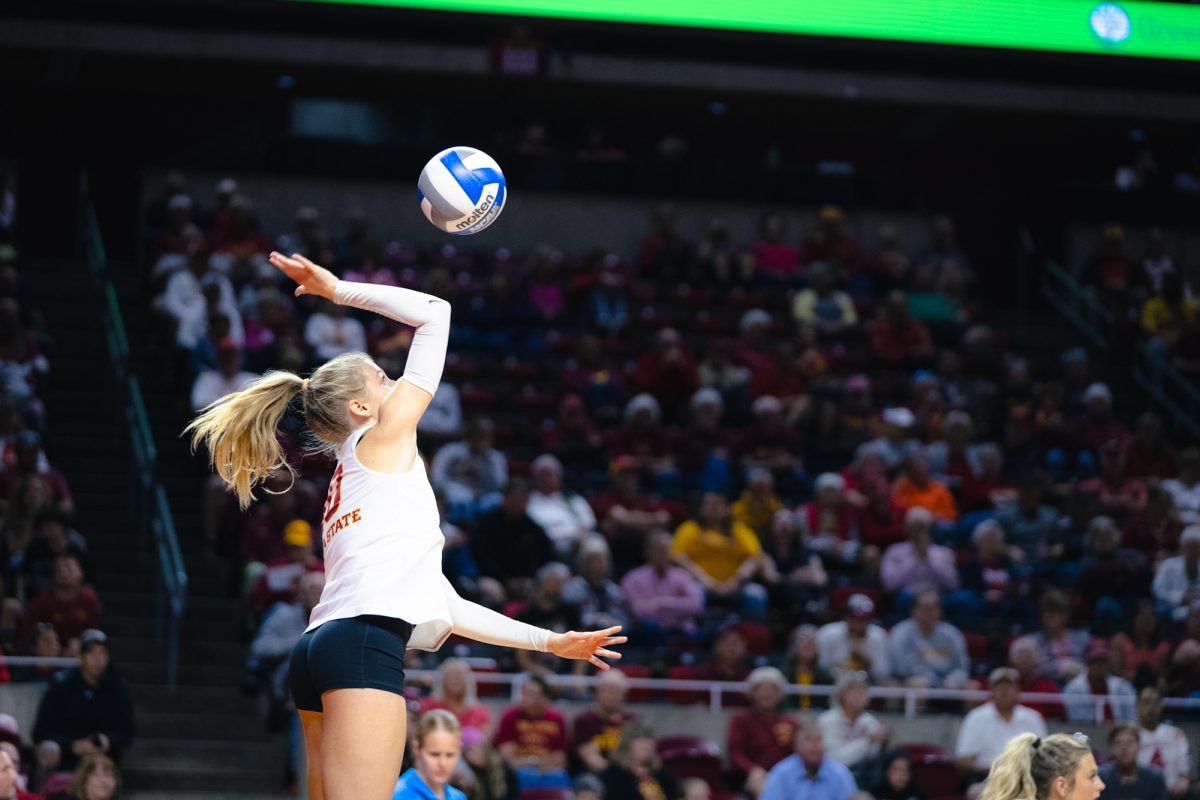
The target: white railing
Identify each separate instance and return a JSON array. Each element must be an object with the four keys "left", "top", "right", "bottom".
[{"left": 405, "top": 668, "right": 1200, "bottom": 721}]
